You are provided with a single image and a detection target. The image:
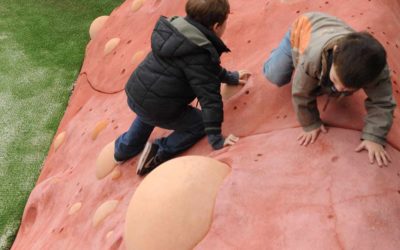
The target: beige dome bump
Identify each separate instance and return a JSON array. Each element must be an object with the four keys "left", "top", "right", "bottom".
[
  {"left": 68, "top": 202, "right": 82, "bottom": 215},
  {"left": 131, "top": 0, "right": 144, "bottom": 12},
  {"left": 104, "top": 38, "right": 121, "bottom": 55},
  {"left": 131, "top": 50, "right": 146, "bottom": 65},
  {"left": 53, "top": 131, "right": 66, "bottom": 151},
  {"left": 93, "top": 200, "right": 119, "bottom": 227},
  {"left": 89, "top": 16, "right": 109, "bottom": 40},
  {"left": 91, "top": 120, "right": 109, "bottom": 140},
  {"left": 96, "top": 140, "right": 117, "bottom": 179},
  {"left": 124, "top": 156, "right": 230, "bottom": 250},
  {"left": 111, "top": 168, "right": 122, "bottom": 180}
]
